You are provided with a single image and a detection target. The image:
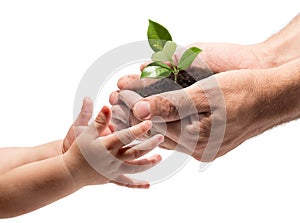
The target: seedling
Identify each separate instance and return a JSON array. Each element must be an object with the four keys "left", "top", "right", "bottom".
[{"left": 141, "top": 20, "right": 202, "bottom": 83}]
